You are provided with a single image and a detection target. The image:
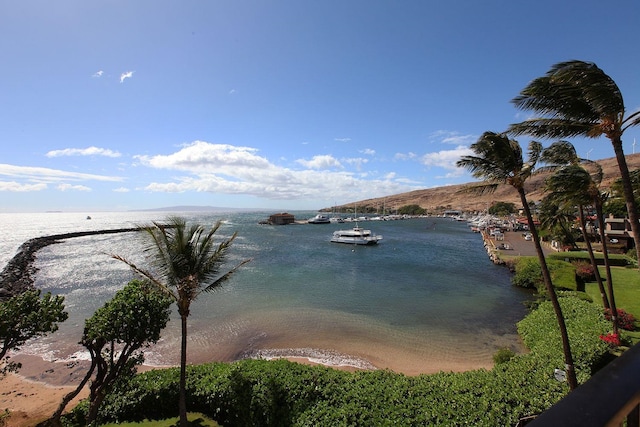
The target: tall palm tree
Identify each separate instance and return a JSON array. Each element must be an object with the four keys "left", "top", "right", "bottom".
[
  {"left": 112, "top": 217, "right": 251, "bottom": 427},
  {"left": 541, "top": 141, "right": 619, "bottom": 334},
  {"left": 509, "top": 60, "right": 640, "bottom": 265},
  {"left": 544, "top": 167, "right": 614, "bottom": 318},
  {"left": 538, "top": 197, "right": 579, "bottom": 251},
  {"left": 457, "top": 131, "right": 578, "bottom": 390}
]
